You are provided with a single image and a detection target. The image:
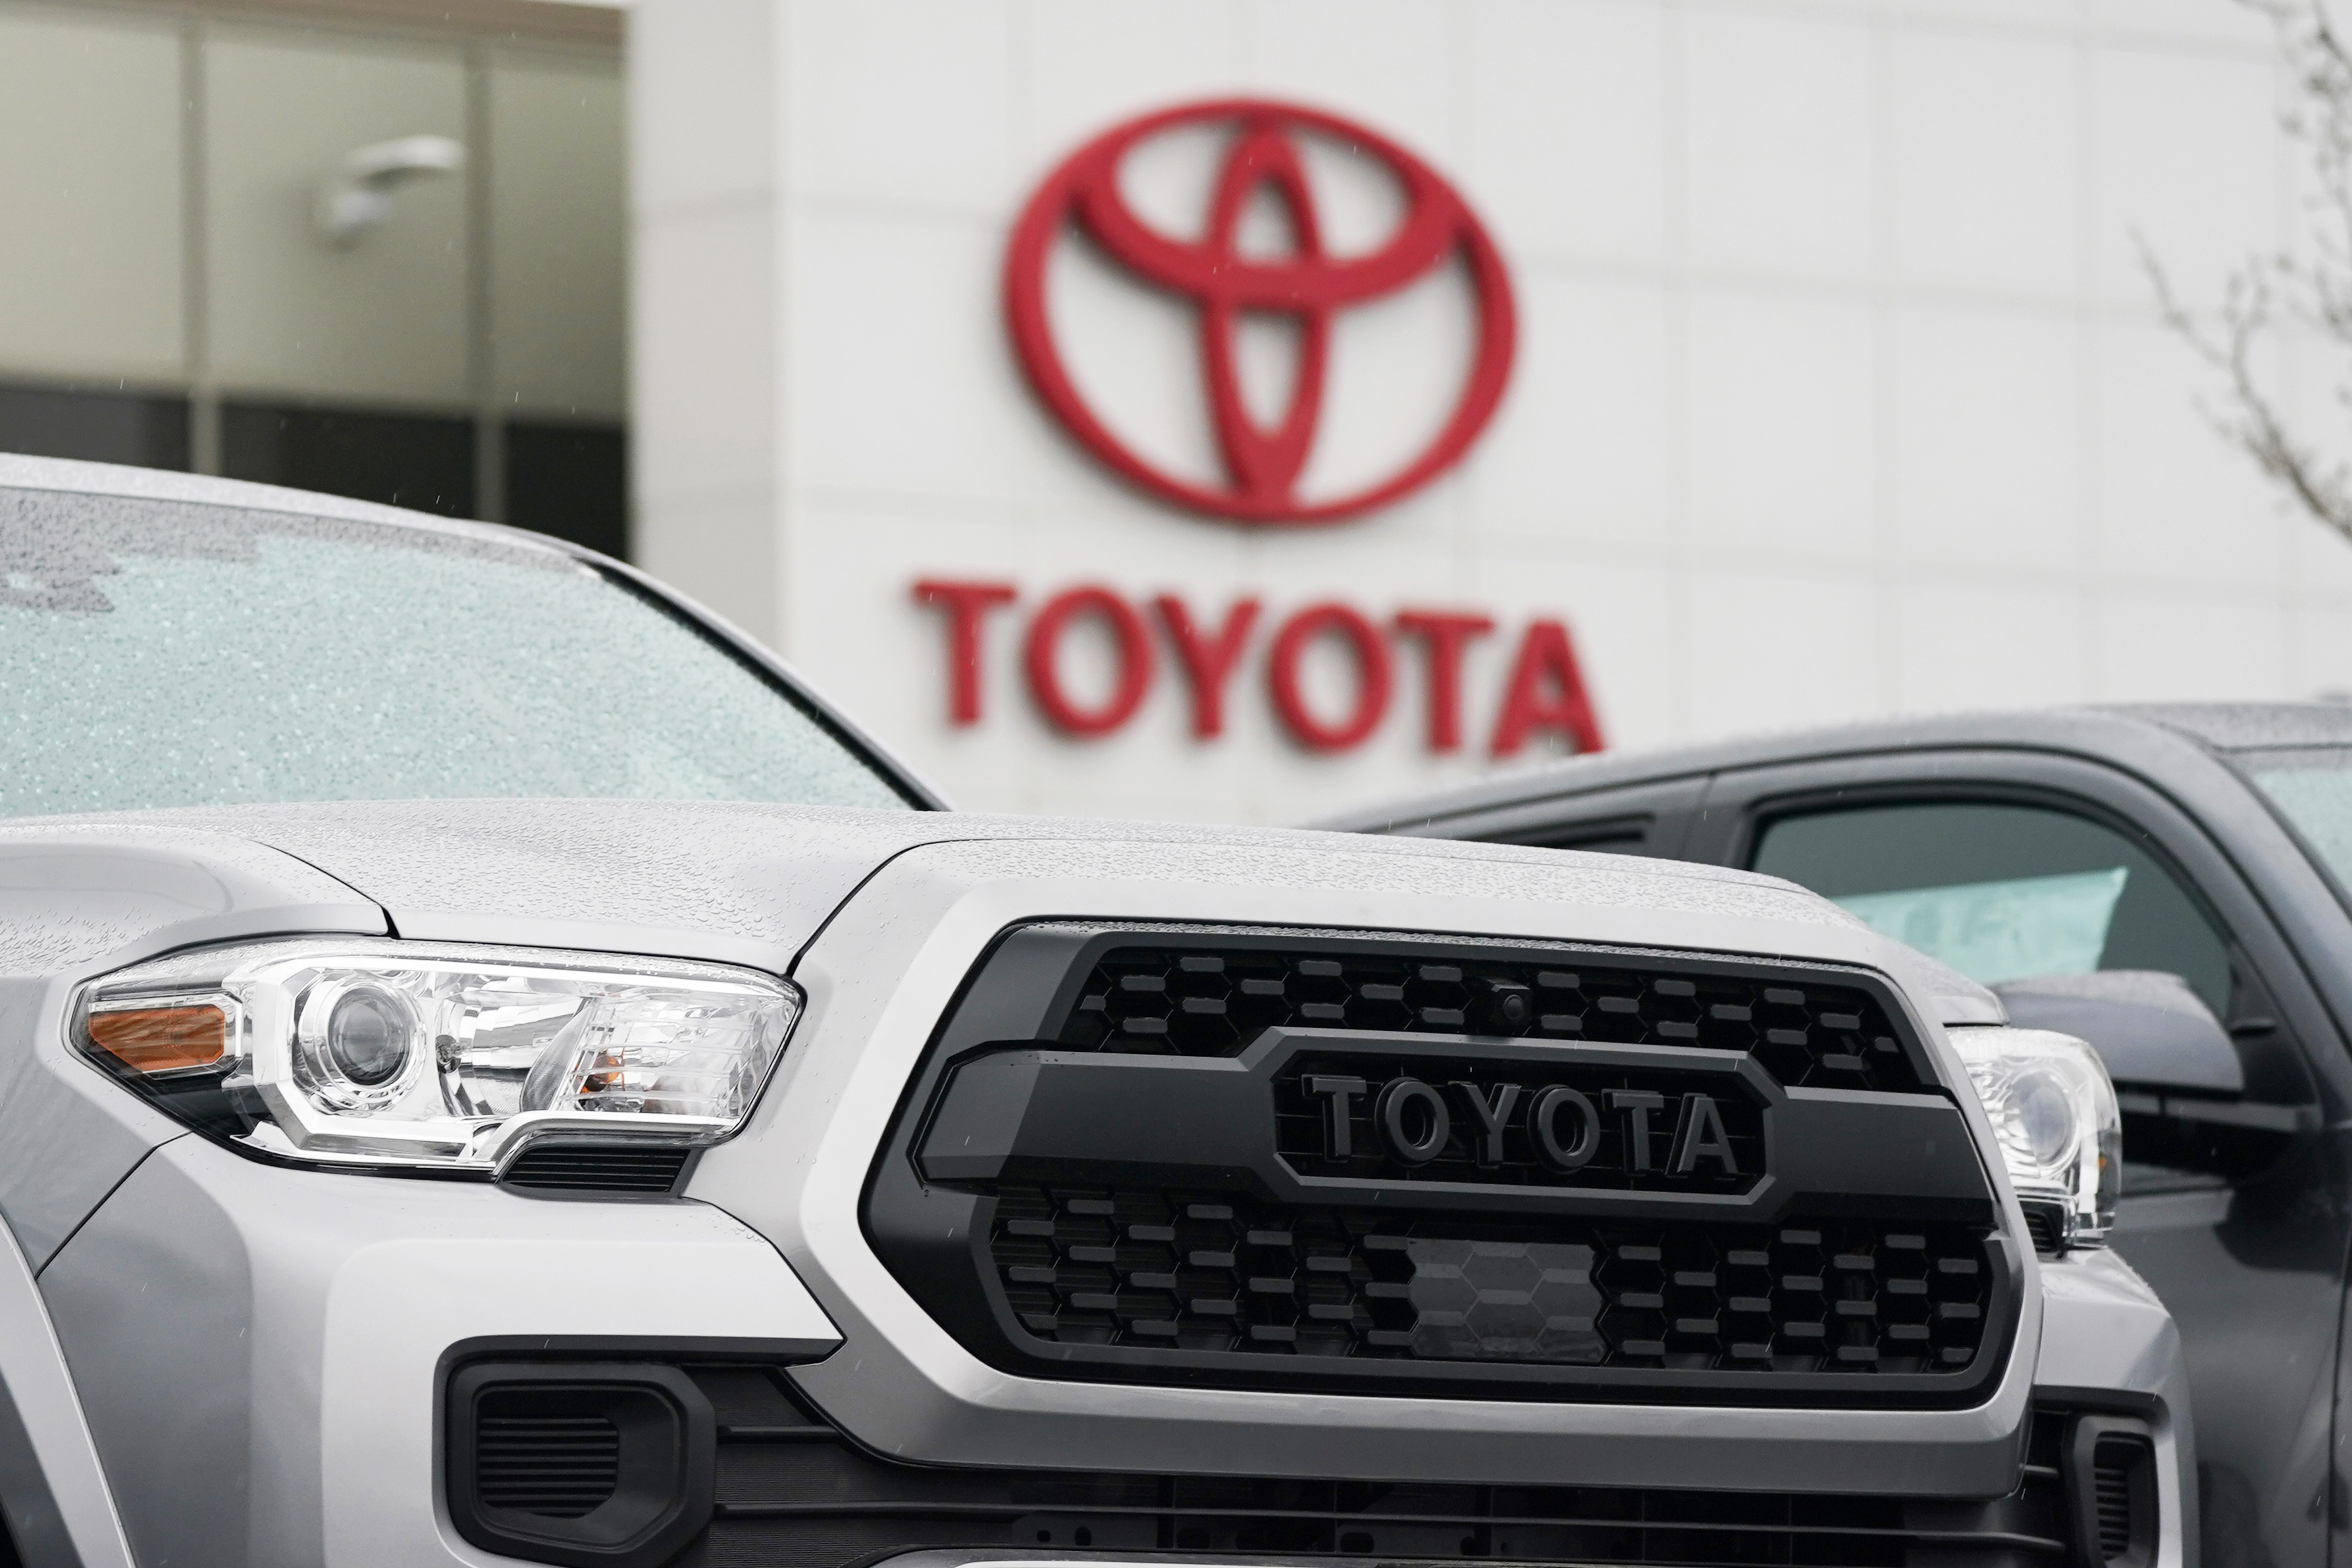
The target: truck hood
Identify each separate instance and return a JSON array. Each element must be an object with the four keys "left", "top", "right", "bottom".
[{"left": 4, "top": 798, "right": 2000, "bottom": 1025}]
